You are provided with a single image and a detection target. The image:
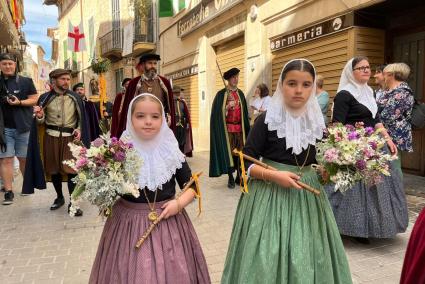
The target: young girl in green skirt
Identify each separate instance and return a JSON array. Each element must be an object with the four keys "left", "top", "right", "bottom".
[{"left": 221, "top": 59, "right": 352, "bottom": 284}]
